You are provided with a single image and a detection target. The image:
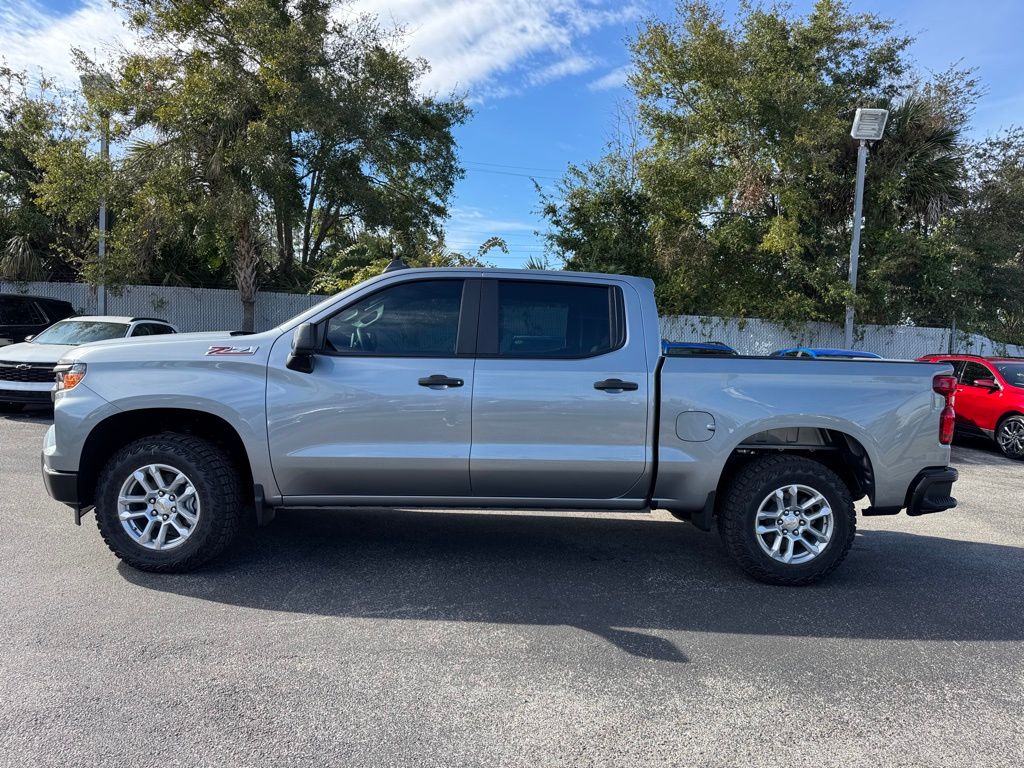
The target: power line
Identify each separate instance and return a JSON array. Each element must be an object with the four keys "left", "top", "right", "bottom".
[
  {"left": 463, "top": 159, "right": 563, "bottom": 173},
  {"left": 461, "top": 167, "right": 560, "bottom": 181}
]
